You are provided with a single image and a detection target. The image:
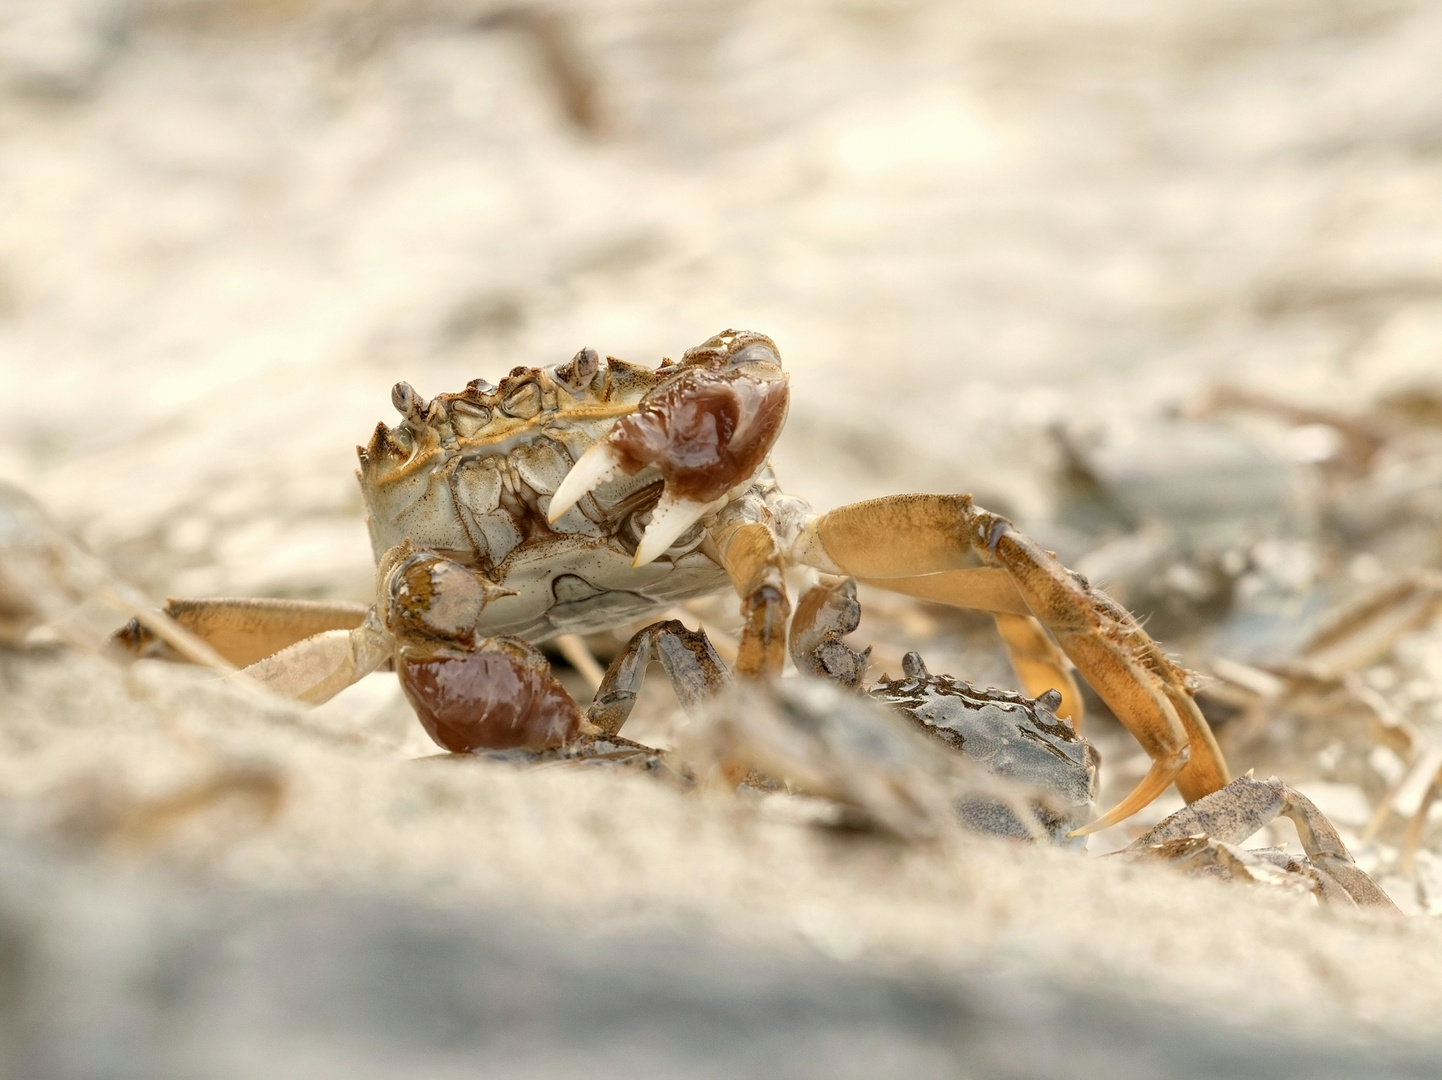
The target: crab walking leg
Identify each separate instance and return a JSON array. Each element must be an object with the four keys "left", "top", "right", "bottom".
[
  {"left": 235, "top": 607, "right": 392, "bottom": 704},
  {"left": 853, "top": 568, "right": 1031, "bottom": 615},
  {"left": 989, "top": 612, "right": 1085, "bottom": 728},
  {"left": 791, "top": 494, "right": 1229, "bottom": 831},
  {"left": 1067, "top": 581, "right": 1228, "bottom": 802},
  {"left": 1130, "top": 776, "right": 1399, "bottom": 910},
  {"left": 115, "top": 597, "right": 371, "bottom": 668},
  {"left": 587, "top": 619, "right": 731, "bottom": 735},
  {"left": 710, "top": 520, "right": 790, "bottom": 678},
  {"left": 981, "top": 524, "right": 1196, "bottom": 834},
  {"left": 1126, "top": 626, "right": 1230, "bottom": 803},
  {"left": 553, "top": 632, "right": 606, "bottom": 690}
]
